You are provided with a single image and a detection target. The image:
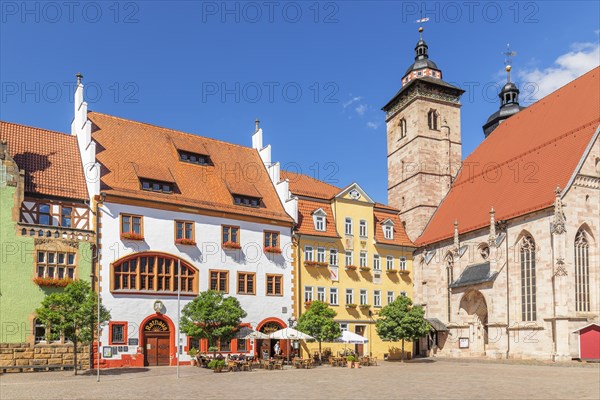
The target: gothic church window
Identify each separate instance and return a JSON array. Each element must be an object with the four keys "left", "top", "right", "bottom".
[
  {"left": 399, "top": 118, "right": 407, "bottom": 139},
  {"left": 575, "top": 230, "right": 590, "bottom": 312},
  {"left": 520, "top": 235, "right": 537, "bottom": 321},
  {"left": 428, "top": 109, "right": 439, "bottom": 131}
]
